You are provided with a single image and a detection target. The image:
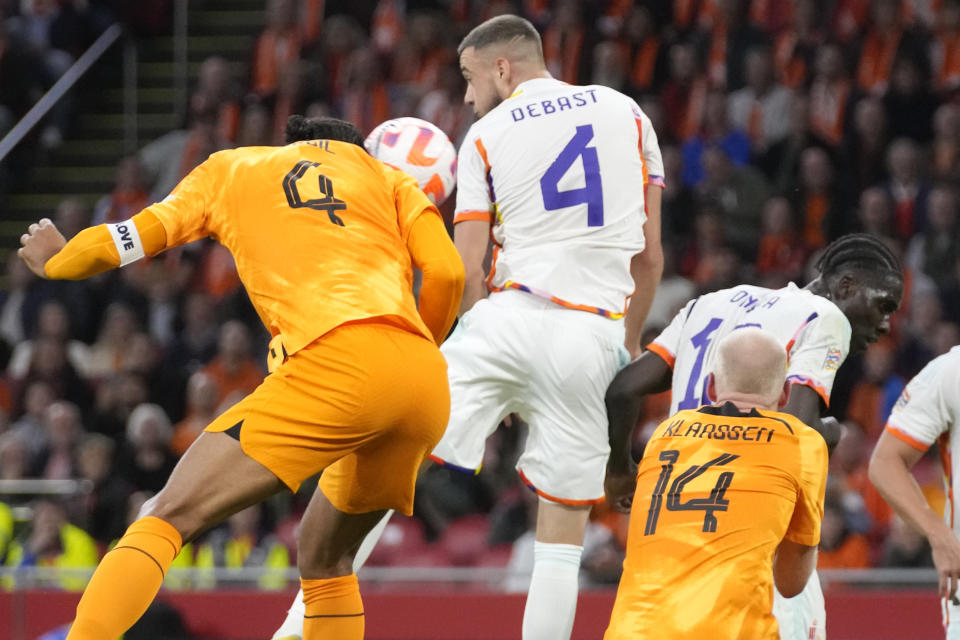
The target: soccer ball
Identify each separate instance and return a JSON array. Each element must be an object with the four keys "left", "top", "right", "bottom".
[{"left": 365, "top": 117, "right": 458, "bottom": 205}]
